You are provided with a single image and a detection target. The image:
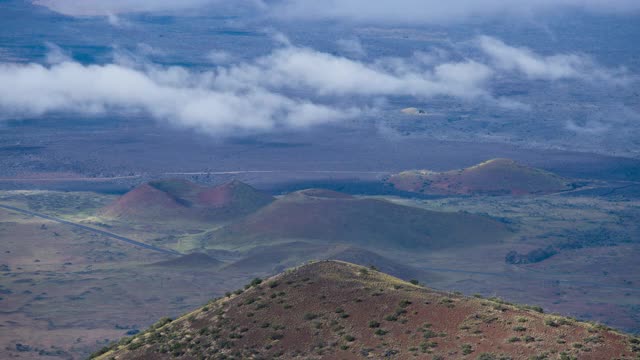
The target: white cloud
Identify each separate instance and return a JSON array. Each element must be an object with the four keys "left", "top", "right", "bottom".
[
  {"left": 0, "top": 60, "right": 354, "bottom": 133},
  {"left": 105, "top": 13, "right": 132, "bottom": 27},
  {"left": 33, "top": 0, "right": 240, "bottom": 16},
  {"left": 217, "top": 46, "right": 494, "bottom": 99},
  {"left": 0, "top": 36, "right": 633, "bottom": 134},
  {"left": 35, "top": 0, "right": 640, "bottom": 21},
  {"left": 0, "top": 42, "right": 496, "bottom": 134},
  {"left": 269, "top": 0, "right": 640, "bottom": 24},
  {"left": 44, "top": 42, "right": 72, "bottom": 64},
  {"left": 566, "top": 120, "right": 610, "bottom": 134},
  {"left": 336, "top": 38, "right": 366, "bottom": 58},
  {"left": 206, "top": 50, "right": 235, "bottom": 64},
  {"left": 477, "top": 35, "right": 631, "bottom": 84}
]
